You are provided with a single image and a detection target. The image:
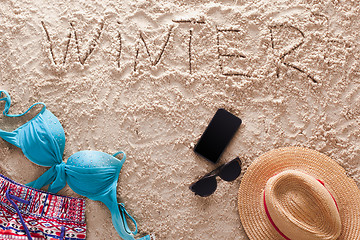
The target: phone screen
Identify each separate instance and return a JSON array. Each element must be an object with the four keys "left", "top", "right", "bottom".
[{"left": 194, "top": 108, "right": 242, "bottom": 163}]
